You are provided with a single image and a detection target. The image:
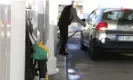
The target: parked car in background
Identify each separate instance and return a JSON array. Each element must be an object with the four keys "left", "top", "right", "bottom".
[{"left": 80, "top": 8, "right": 133, "bottom": 60}]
